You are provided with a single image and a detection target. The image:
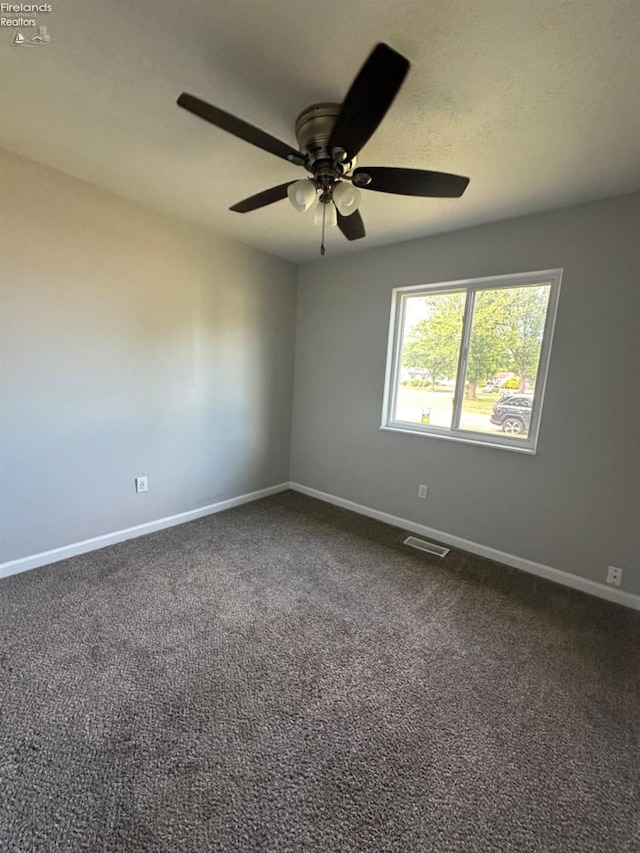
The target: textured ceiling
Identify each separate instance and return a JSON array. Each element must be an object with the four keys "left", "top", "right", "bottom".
[{"left": 1, "top": 0, "right": 639, "bottom": 263}]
